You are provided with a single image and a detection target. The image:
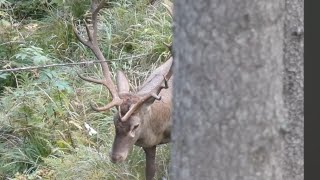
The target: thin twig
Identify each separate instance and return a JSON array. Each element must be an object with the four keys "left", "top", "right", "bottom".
[
  {"left": 0, "top": 54, "right": 147, "bottom": 73},
  {"left": 0, "top": 41, "right": 25, "bottom": 46}
]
